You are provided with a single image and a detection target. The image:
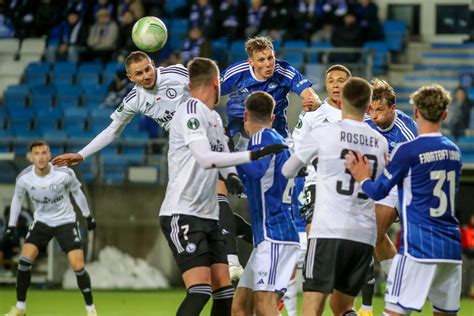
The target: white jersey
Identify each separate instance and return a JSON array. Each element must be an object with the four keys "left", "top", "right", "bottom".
[
  {"left": 292, "top": 98, "right": 341, "bottom": 185},
  {"left": 111, "top": 64, "right": 190, "bottom": 131},
  {"left": 12, "top": 165, "right": 82, "bottom": 227},
  {"left": 295, "top": 119, "right": 388, "bottom": 246},
  {"left": 159, "top": 98, "right": 228, "bottom": 220}
]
